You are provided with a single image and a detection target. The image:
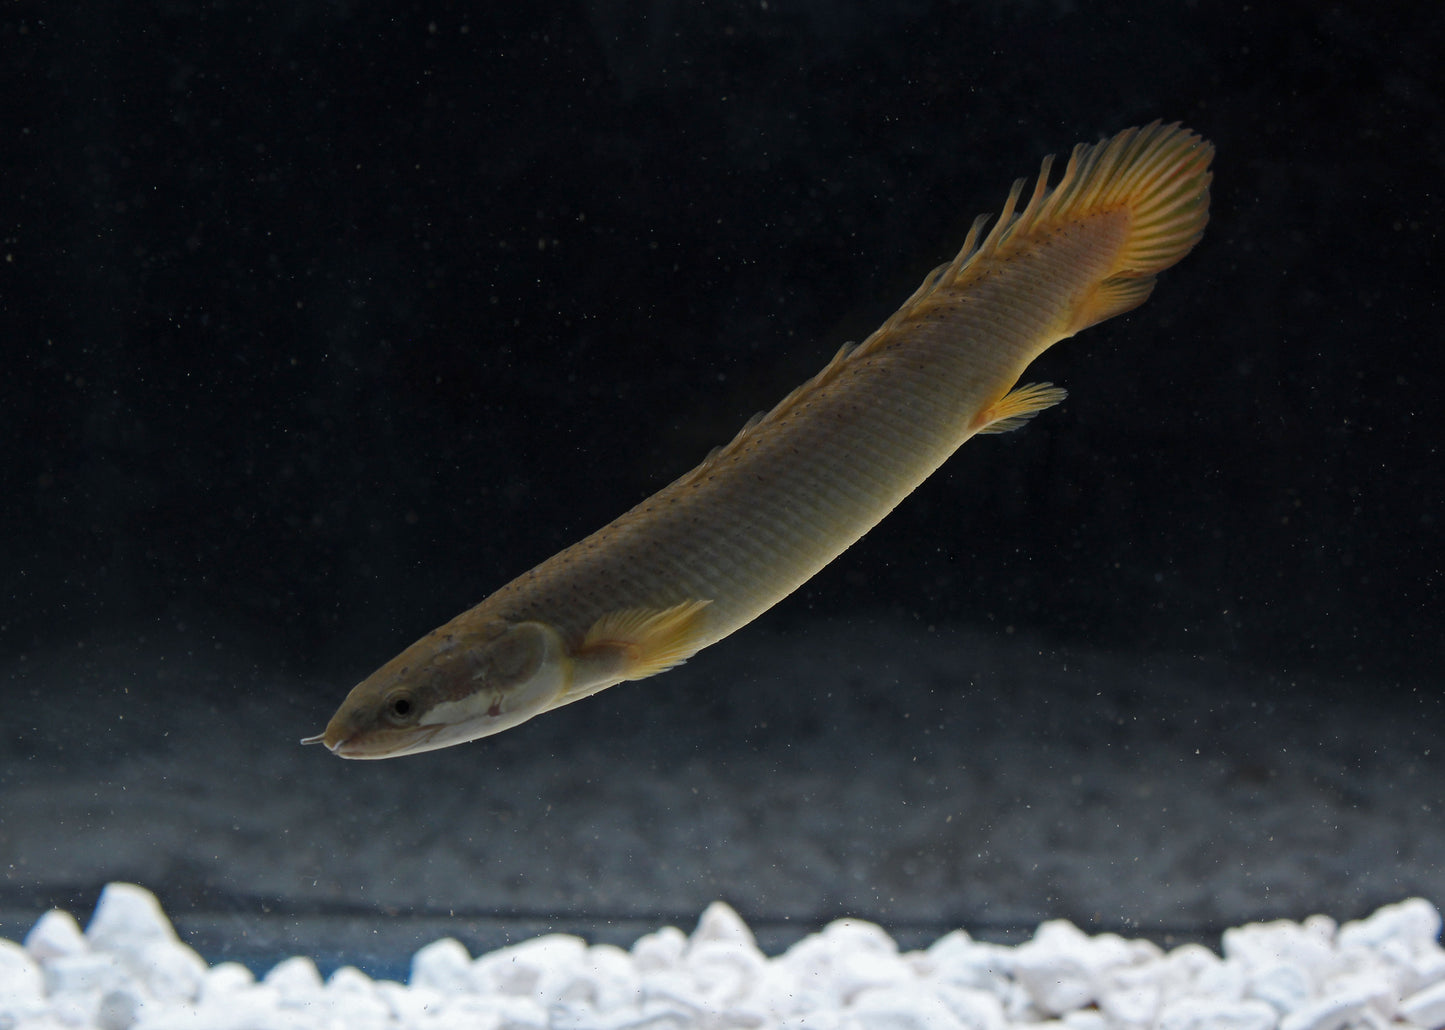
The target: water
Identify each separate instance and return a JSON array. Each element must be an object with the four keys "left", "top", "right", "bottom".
[{"left": 3, "top": 0, "right": 1440, "bottom": 985}]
